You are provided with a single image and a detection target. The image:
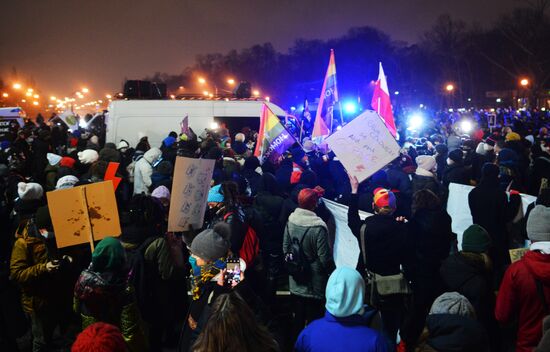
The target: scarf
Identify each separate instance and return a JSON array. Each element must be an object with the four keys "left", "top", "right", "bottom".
[
  {"left": 530, "top": 242, "right": 550, "bottom": 255},
  {"left": 190, "top": 258, "right": 226, "bottom": 300}
]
